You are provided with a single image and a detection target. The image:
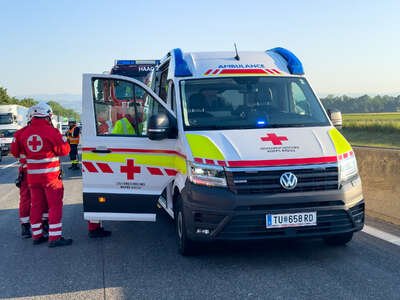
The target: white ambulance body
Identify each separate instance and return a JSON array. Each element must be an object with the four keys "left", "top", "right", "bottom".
[{"left": 82, "top": 48, "right": 364, "bottom": 254}]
